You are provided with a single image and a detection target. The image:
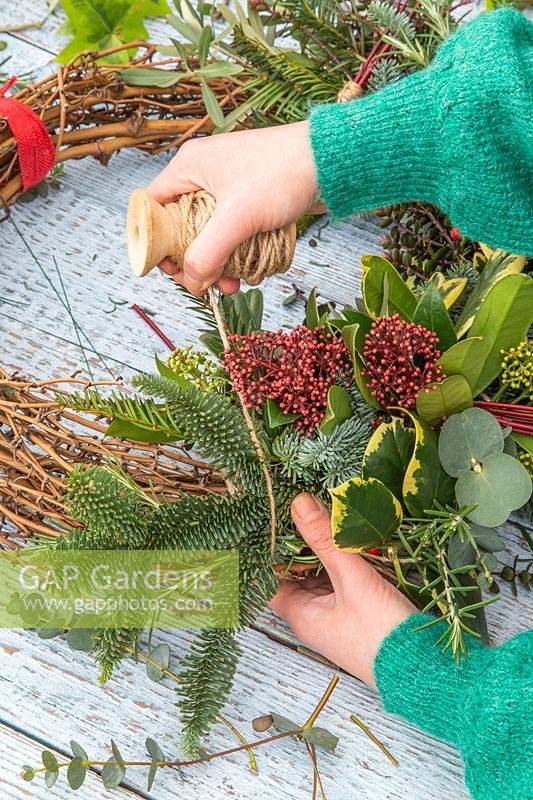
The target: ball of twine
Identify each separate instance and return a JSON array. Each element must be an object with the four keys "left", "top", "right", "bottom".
[
  {"left": 167, "top": 190, "right": 296, "bottom": 286},
  {"left": 336, "top": 80, "right": 364, "bottom": 103}
]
